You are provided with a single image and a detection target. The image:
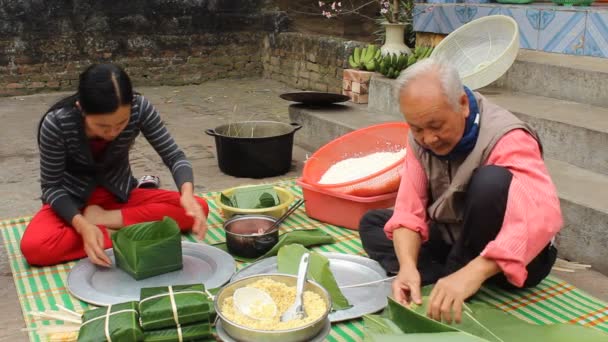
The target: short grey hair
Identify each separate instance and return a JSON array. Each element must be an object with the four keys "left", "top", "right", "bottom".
[{"left": 394, "top": 58, "right": 464, "bottom": 111}]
